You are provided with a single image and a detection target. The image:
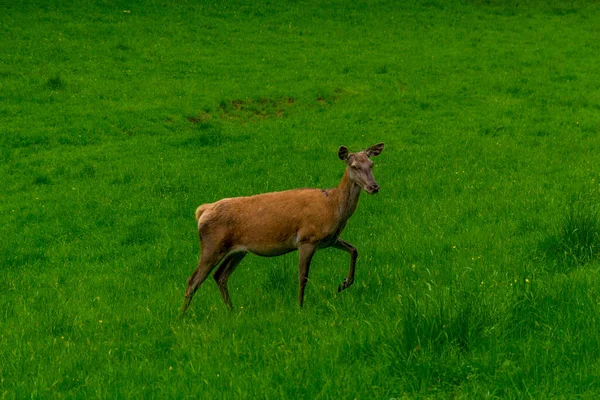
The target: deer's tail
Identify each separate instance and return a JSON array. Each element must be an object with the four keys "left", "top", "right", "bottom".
[{"left": 195, "top": 204, "right": 209, "bottom": 222}]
